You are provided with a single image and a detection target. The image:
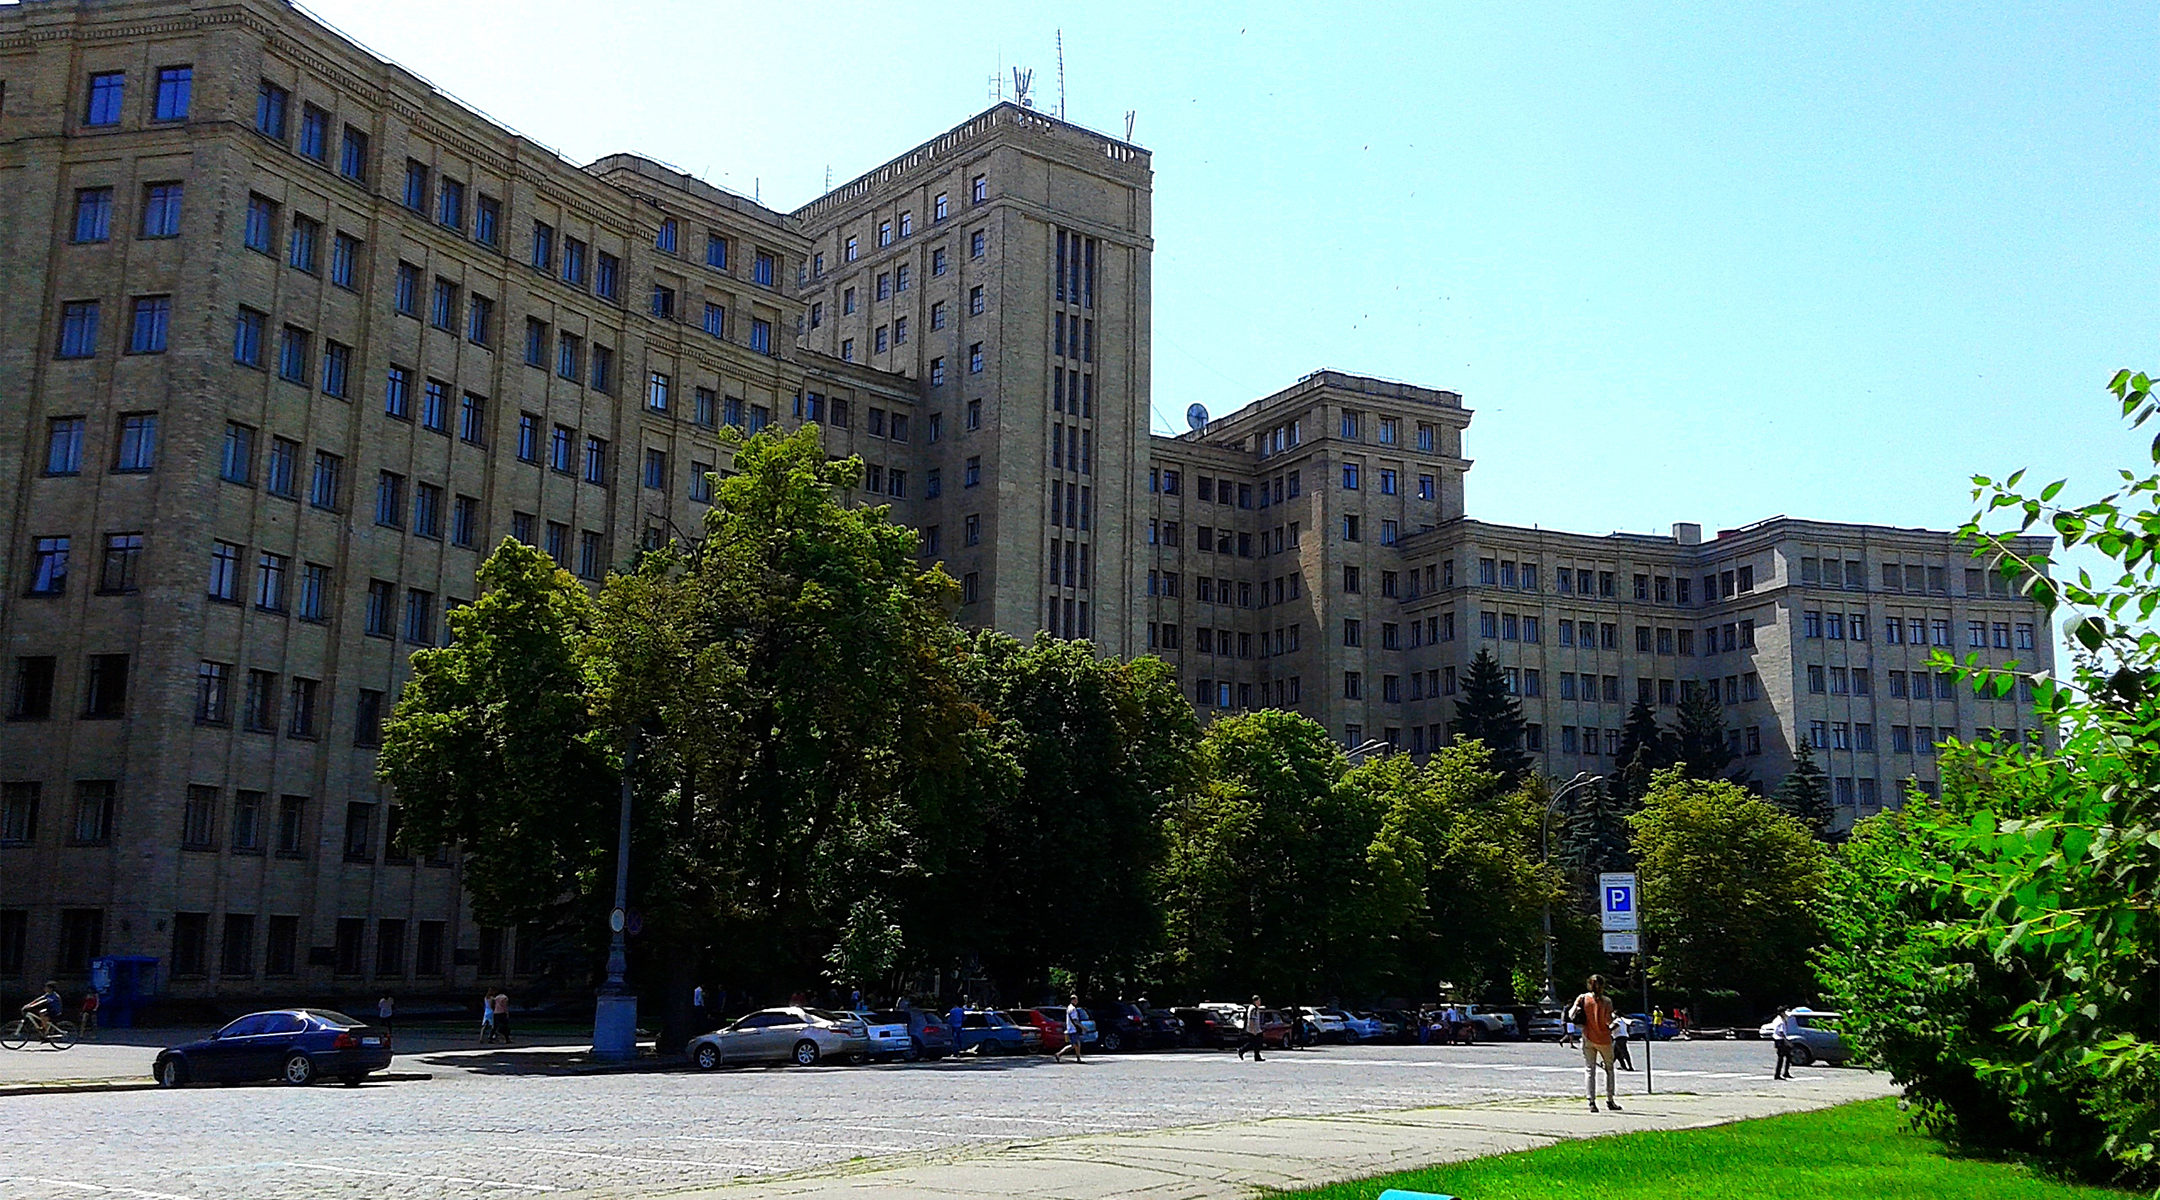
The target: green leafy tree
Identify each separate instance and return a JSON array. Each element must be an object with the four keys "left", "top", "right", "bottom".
[
  {"left": 1161, "top": 710, "right": 1398, "bottom": 999},
  {"left": 1817, "top": 371, "right": 2160, "bottom": 1187},
  {"left": 1630, "top": 768, "right": 1828, "bottom": 1007},
  {"left": 379, "top": 541, "right": 618, "bottom": 931},
  {"left": 1771, "top": 741, "right": 1832, "bottom": 837},
  {"left": 1668, "top": 686, "right": 1736, "bottom": 781},
  {"left": 1449, "top": 649, "right": 1529, "bottom": 780},
  {"left": 952, "top": 632, "right": 1198, "bottom": 994},
  {"left": 584, "top": 424, "right": 975, "bottom": 997},
  {"left": 1356, "top": 745, "right": 1560, "bottom": 1000}
]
